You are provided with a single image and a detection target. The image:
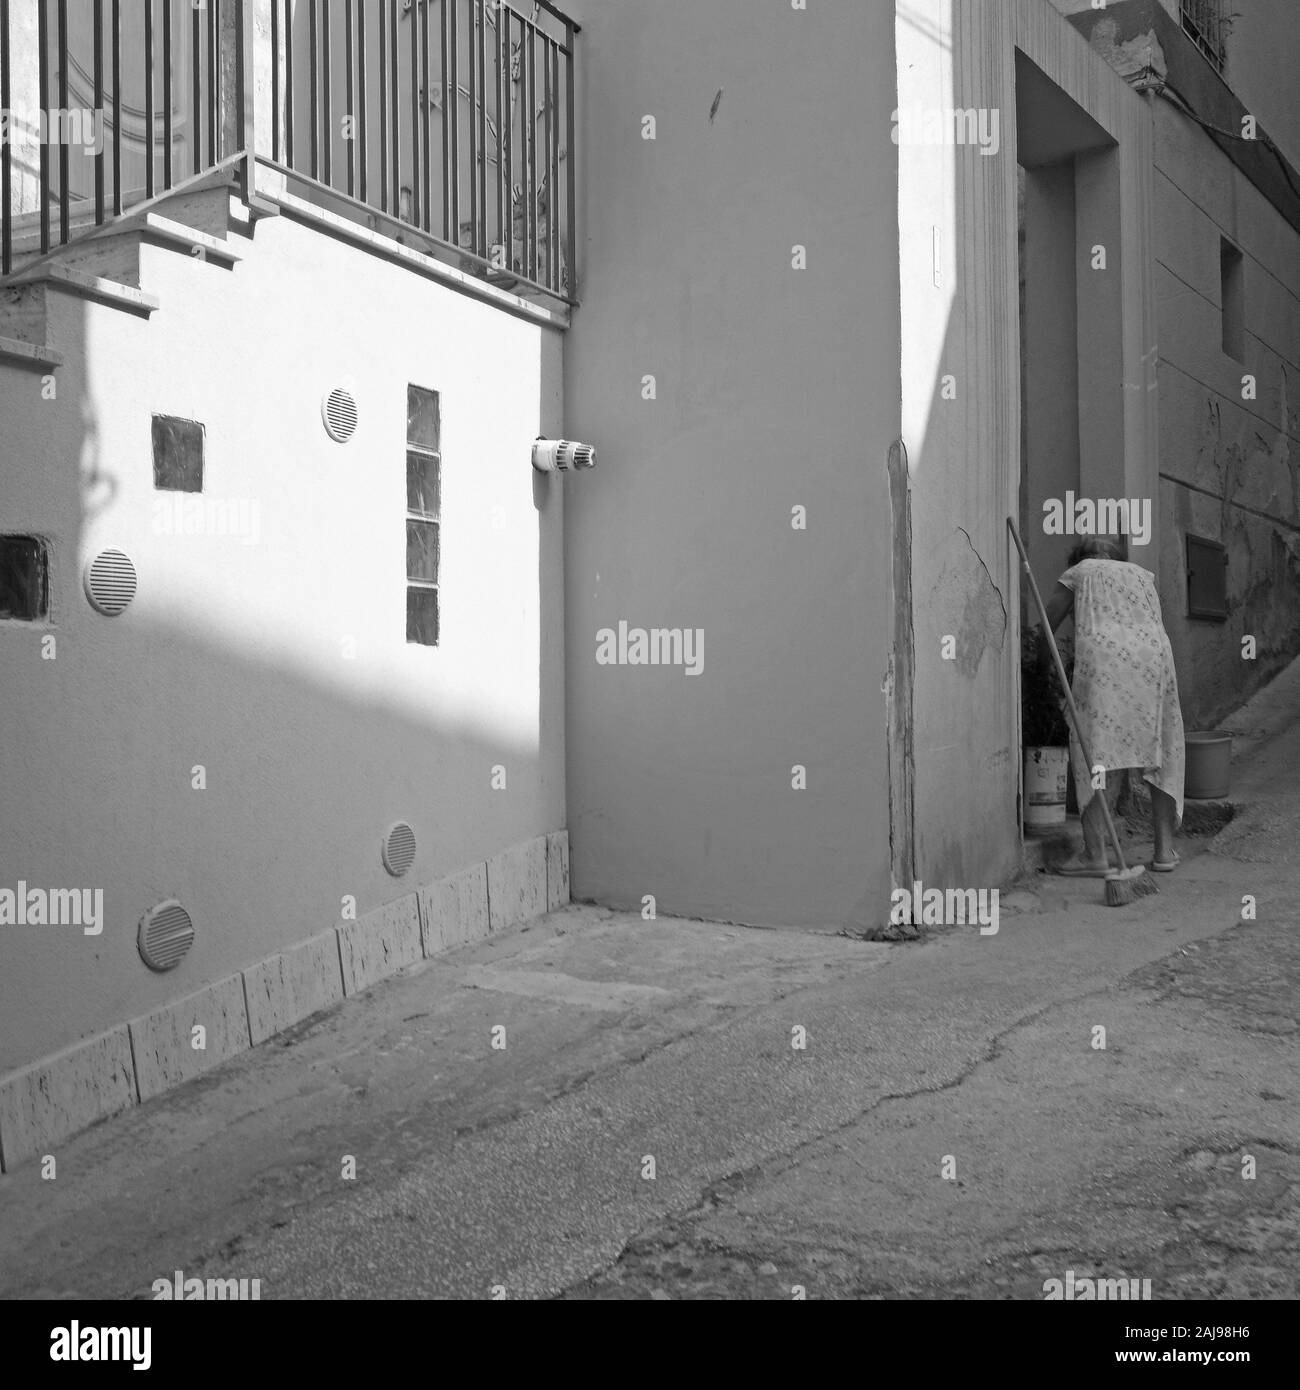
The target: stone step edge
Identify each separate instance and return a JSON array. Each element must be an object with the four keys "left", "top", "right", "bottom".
[
  {"left": 2, "top": 265, "right": 160, "bottom": 315},
  {"left": 0, "top": 333, "right": 63, "bottom": 371}
]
